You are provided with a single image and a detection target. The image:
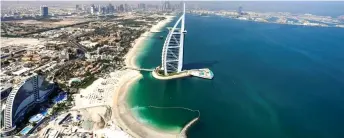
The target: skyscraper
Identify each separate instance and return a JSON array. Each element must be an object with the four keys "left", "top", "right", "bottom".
[
  {"left": 76, "top": 5, "right": 80, "bottom": 11},
  {"left": 97, "top": 5, "right": 102, "bottom": 15},
  {"left": 98, "top": 5, "right": 101, "bottom": 13},
  {"left": 238, "top": 6, "right": 243, "bottom": 15},
  {"left": 90, "top": 4, "right": 95, "bottom": 15},
  {"left": 163, "top": 1, "right": 171, "bottom": 11},
  {"left": 138, "top": 3, "right": 146, "bottom": 10},
  {"left": 124, "top": 4, "right": 130, "bottom": 12},
  {"left": 107, "top": 3, "right": 115, "bottom": 14},
  {"left": 147, "top": 4, "right": 158, "bottom": 10},
  {"left": 40, "top": 6, "right": 48, "bottom": 17},
  {"left": 161, "top": 3, "right": 186, "bottom": 75},
  {"left": 82, "top": 4, "right": 86, "bottom": 11},
  {"left": 118, "top": 4, "right": 124, "bottom": 12},
  {"left": 101, "top": 6, "right": 106, "bottom": 15}
]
